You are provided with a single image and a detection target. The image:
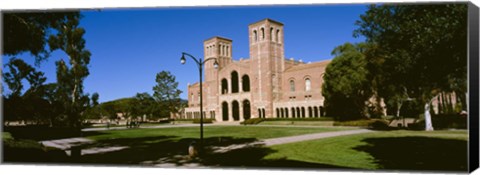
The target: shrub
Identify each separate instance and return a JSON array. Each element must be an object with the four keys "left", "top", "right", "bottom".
[
  {"left": 368, "top": 120, "right": 390, "bottom": 130},
  {"left": 263, "top": 117, "right": 334, "bottom": 121},
  {"left": 333, "top": 119, "right": 388, "bottom": 128},
  {"left": 193, "top": 118, "right": 214, "bottom": 124},
  {"left": 240, "top": 118, "right": 265, "bottom": 125},
  {"left": 410, "top": 114, "right": 466, "bottom": 130}
]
